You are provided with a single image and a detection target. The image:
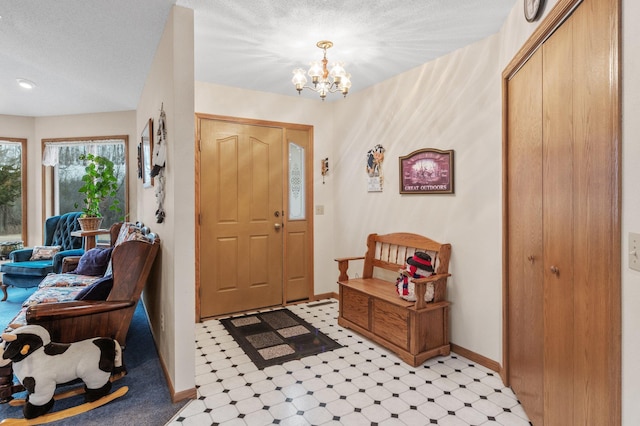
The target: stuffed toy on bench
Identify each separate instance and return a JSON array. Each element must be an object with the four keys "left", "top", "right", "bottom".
[
  {"left": 0, "top": 325, "right": 123, "bottom": 419},
  {"left": 396, "top": 251, "right": 435, "bottom": 302}
]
